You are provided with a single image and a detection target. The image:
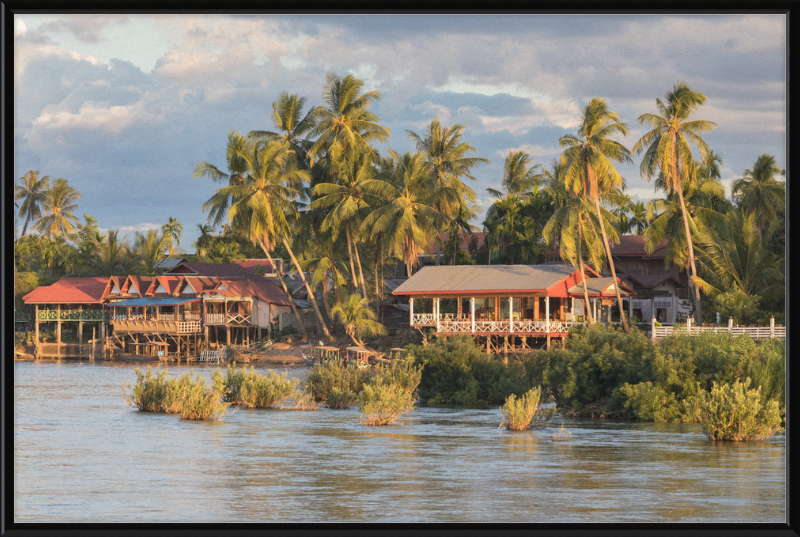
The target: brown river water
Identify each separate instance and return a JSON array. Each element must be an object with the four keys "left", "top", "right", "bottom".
[{"left": 13, "top": 360, "right": 785, "bottom": 523}]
